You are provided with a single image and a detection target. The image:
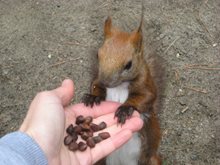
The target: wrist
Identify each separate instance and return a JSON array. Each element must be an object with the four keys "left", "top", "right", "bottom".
[{"left": 0, "top": 131, "right": 48, "bottom": 165}]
